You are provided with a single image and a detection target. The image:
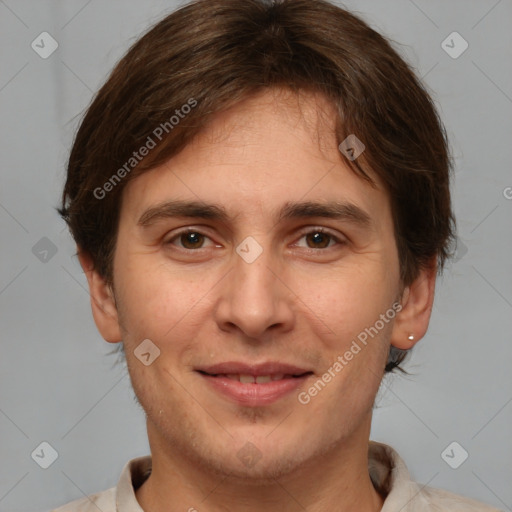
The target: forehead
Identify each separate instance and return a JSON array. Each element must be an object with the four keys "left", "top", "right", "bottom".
[
  {"left": 121, "top": 88, "right": 387, "bottom": 224},
  {"left": 199, "top": 88, "right": 341, "bottom": 155}
]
